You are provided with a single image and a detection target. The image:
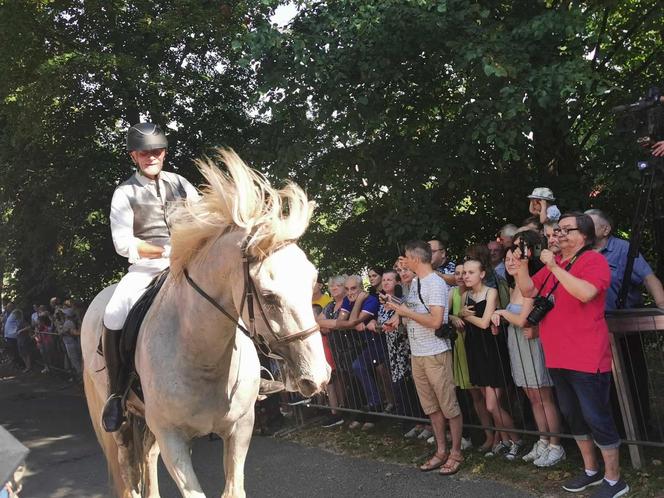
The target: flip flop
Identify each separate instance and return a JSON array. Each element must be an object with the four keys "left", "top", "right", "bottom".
[
  {"left": 419, "top": 452, "right": 448, "bottom": 471},
  {"left": 439, "top": 454, "right": 463, "bottom": 476}
]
